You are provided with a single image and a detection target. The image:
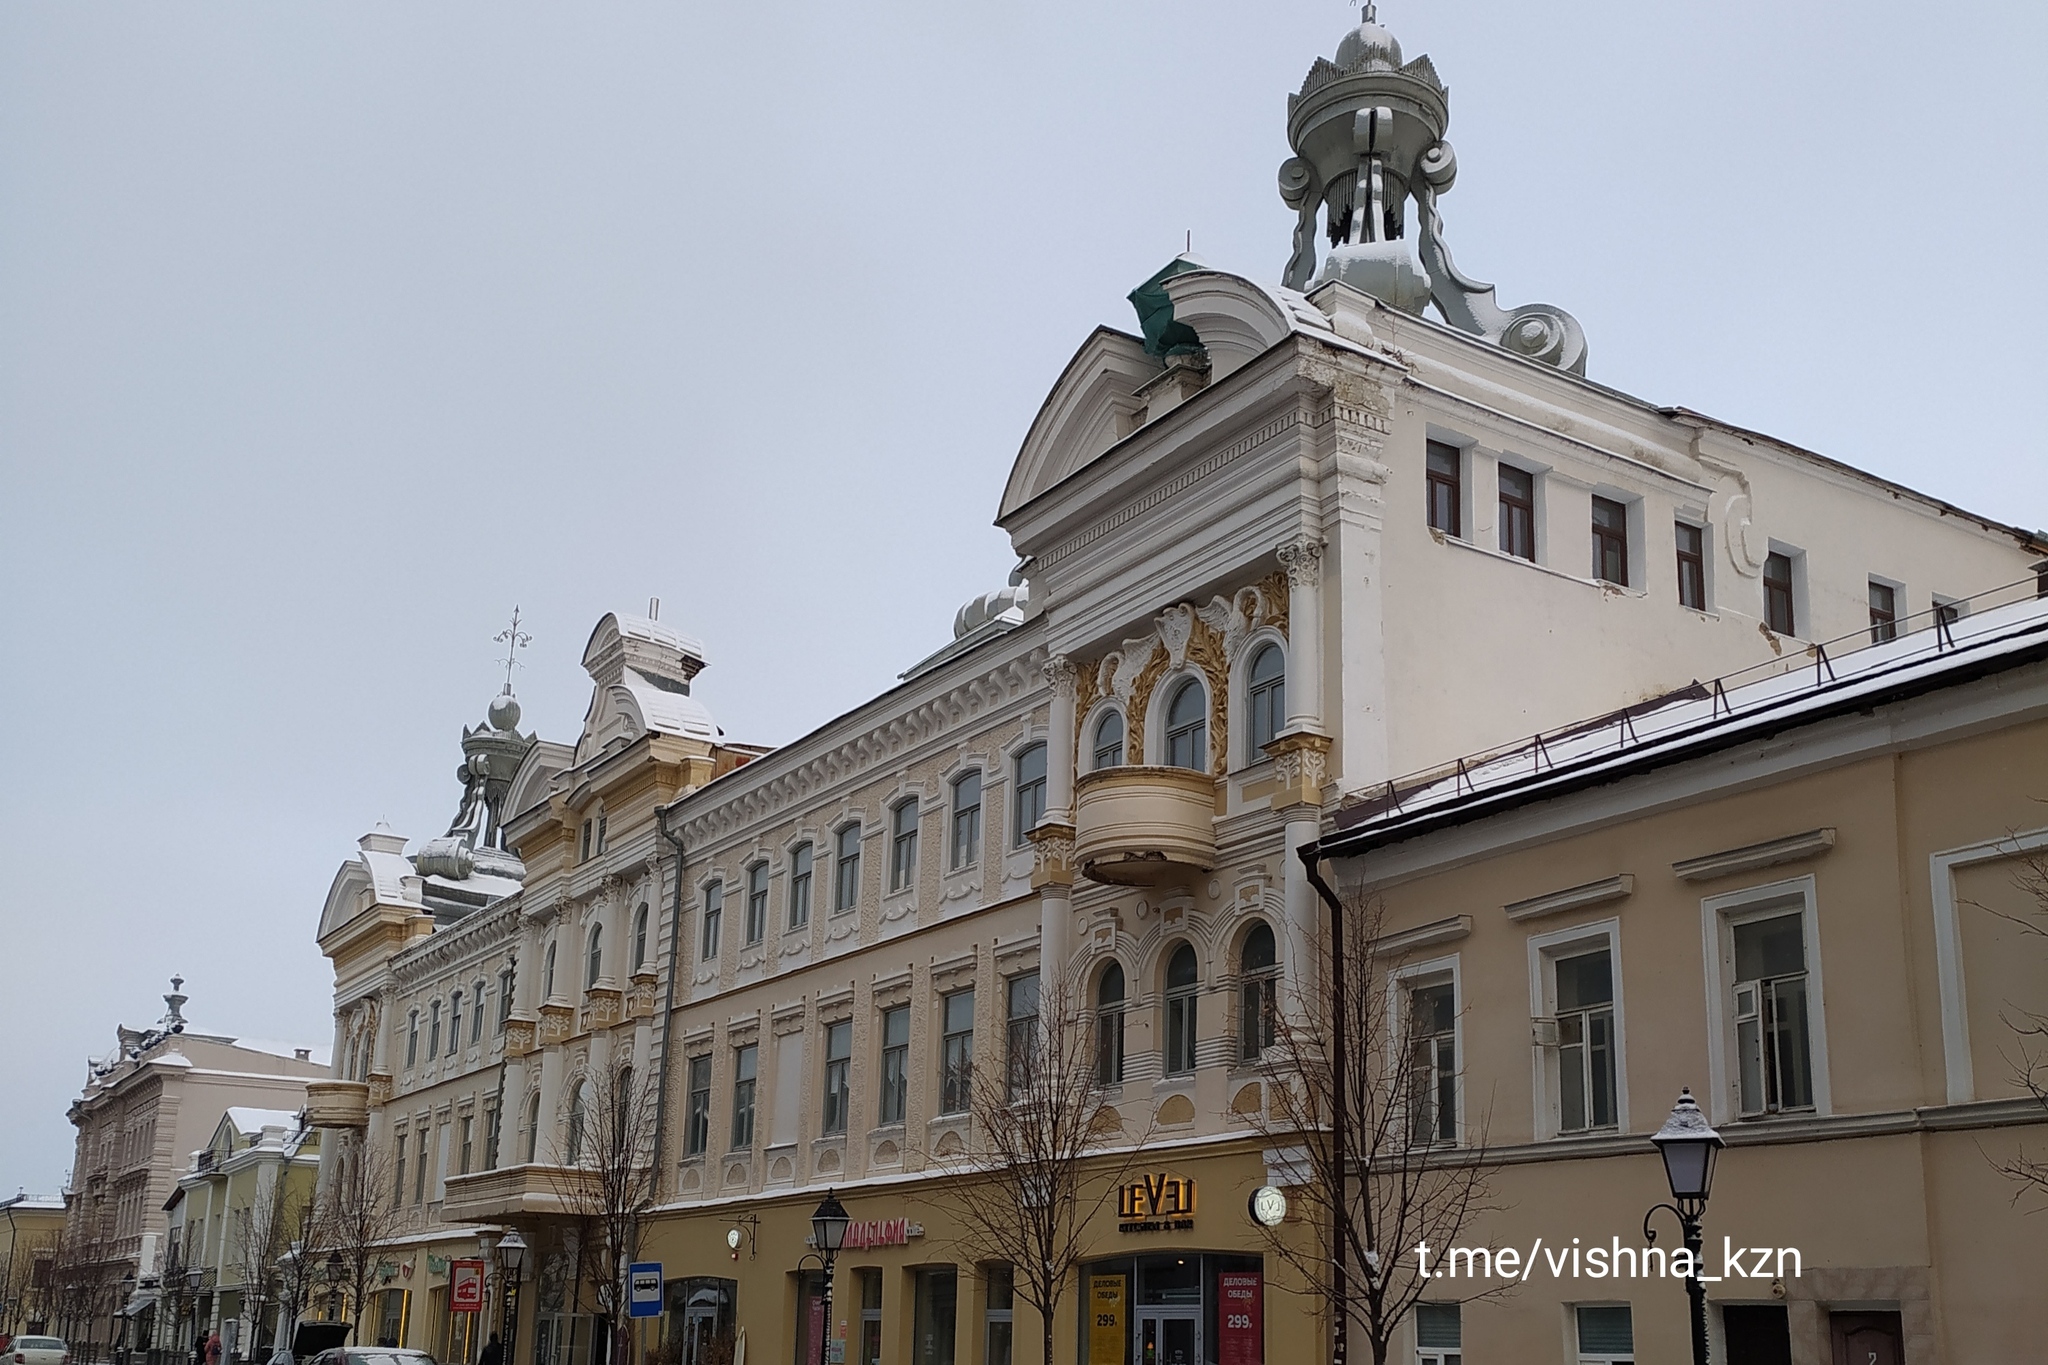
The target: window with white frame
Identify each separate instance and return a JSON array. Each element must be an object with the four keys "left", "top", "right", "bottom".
[
  {"left": 1703, "top": 879, "right": 1827, "bottom": 1123},
  {"left": 822, "top": 1020, "right": 852, "bottom": 1135},
  {"left": 940, "top": 989, "right": 975, "bottom": 1114},
  {"left": 428, "top": 1000, "right": 442, "bottom": 1059},
  {"left": 879, "top": 1004, "right": 910, "bottom": 1125},
  {"left": 543, "top": 941, "right": 558, "bottom": 999},
  {"left": 1012, "top": 744, "right": 1047, "bottom": 845},
  {"left": 1163, "top": 943, "right": 1199, "bottom": 1075},
  {"left": 1245, "top": 645, "right": 1285, "bottom": 762},
  {"left": 1574, "top": 1305, "right": 1633, "bottom": 1364},
  {"left": 834, "top": 824, "right": 862, "bottom": 915},
  {"left": 586, "top": 924, "right": 604, "bottom": 988},
  {"left": 1092, "top": 711, "right": 1125, "bottom": 769},
  {"left": 950, "top": 772, "right": 982, "bottom": 869},
  {"left": 1164, "top": 679, "right": 1207, "bottom": 772},
  {"left": 633, "top": 903, "right": 650, "bottom": 971},
  {"left": 789, "top": 843, "right": 813, "bottom": 929},
  {"left": 745, "top": 863, "right": 769, "bottom": 944},
  {"left": 1406, "top": 977, "right": 1458, "bottom": 1146},
  {"left": 1554, "top": 946, "right": 1617, "bottom": 1134},
  {"left": 406, "top": 1009, "right": 420, "bottom": 1067},
  {"left": 1005, "top": 973, "right": 1039, "bottom": 1101},
  {"left": 889, "top": 800, "right": 919, "bottom": 892},
  {"left": 685, "top": 1055, "right": 711, "bottom": 1156},
  {"left": 1413, "top": 1303, "right": 1460, "bottom": 1365},
  {"left": 701, "top": 882, "right": 724, "bottom": 962},
  {"left": 448, "top": 992, "right": 463, "bottom": 1056},
  {"left": 731, "top": 1044, "right": 758, "bottom": 1149},
  {"left": 472, "top": 979, "right": 487, "bottom": 1044}
]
